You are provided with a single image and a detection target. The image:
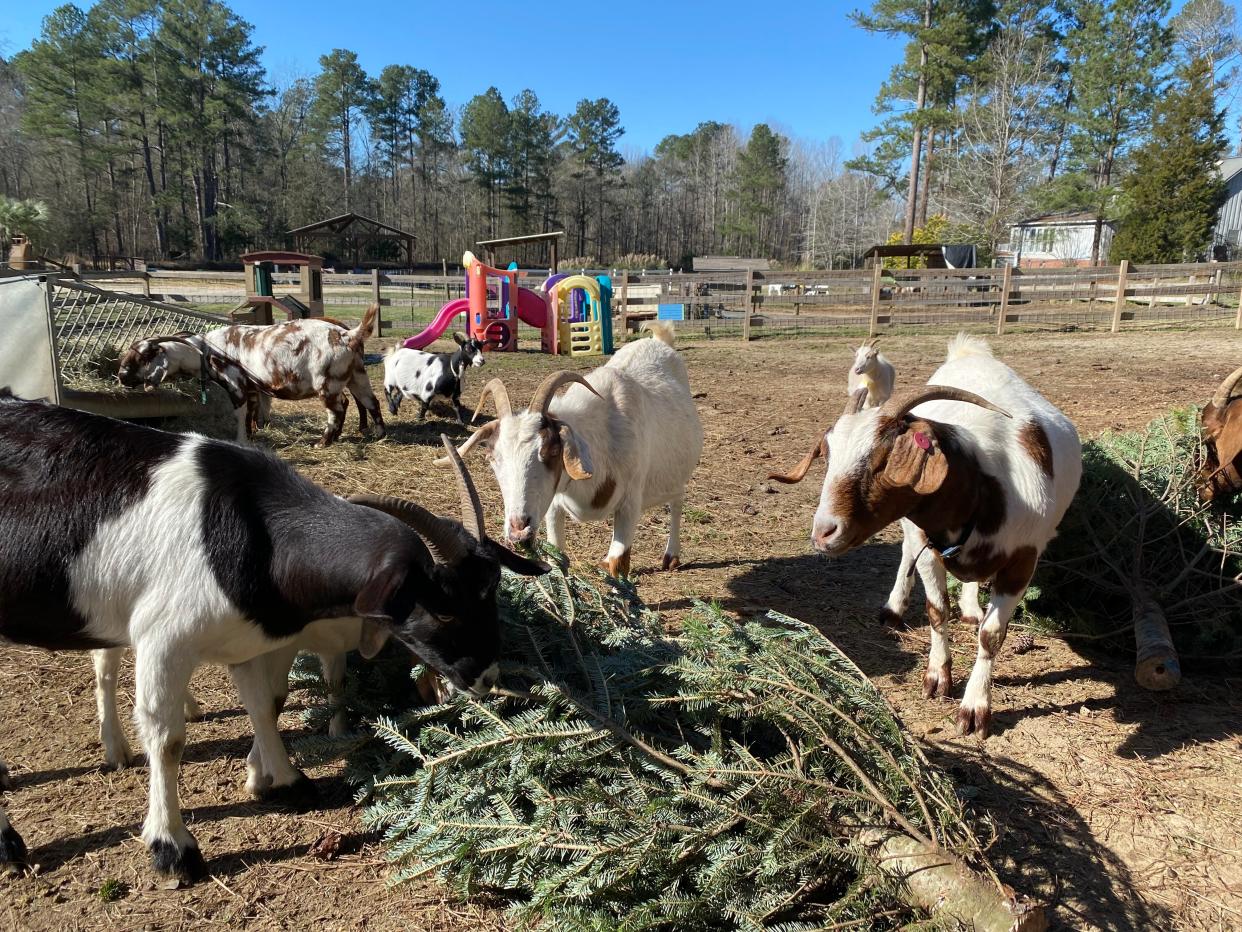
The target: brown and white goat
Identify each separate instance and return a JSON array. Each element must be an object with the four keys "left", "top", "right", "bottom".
[
  {"left": 771, "top": 334, "right": 1082, "bottom": 737},
  {"left": 1197, "top": 364, "right": 1242, "bottom": 503},
  {"left": 118, "top": 306, "right": 384, "bottom": 446}
]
